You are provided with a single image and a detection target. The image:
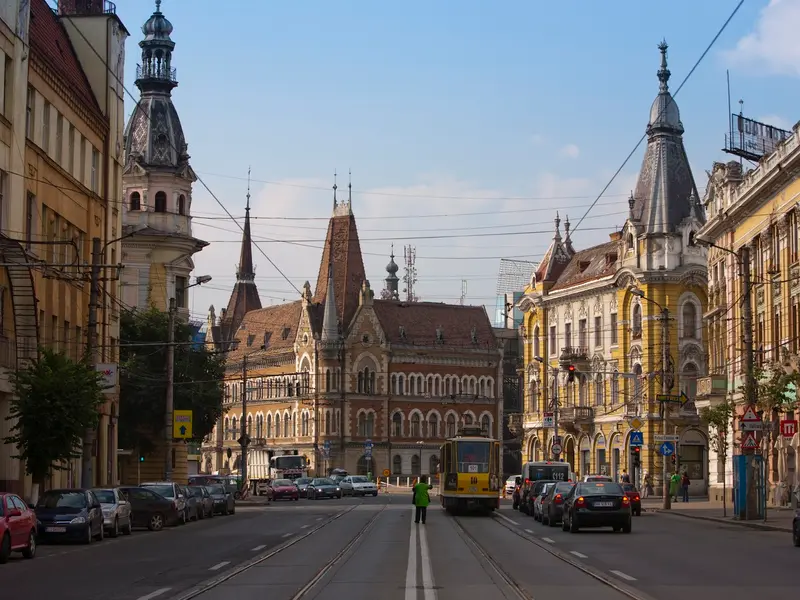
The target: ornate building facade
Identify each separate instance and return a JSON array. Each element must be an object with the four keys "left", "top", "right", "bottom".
[
  {"left": 120, "top": 1, "right": 207, "bottom": 320},
  {"left": 203, "top": 185, "right": 504, "bottom": 477},
  {"left": 518, "top": 43, "right": 709, "bottom": 494}
]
